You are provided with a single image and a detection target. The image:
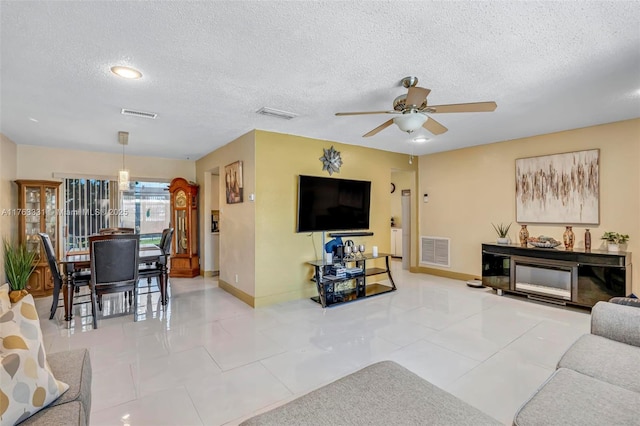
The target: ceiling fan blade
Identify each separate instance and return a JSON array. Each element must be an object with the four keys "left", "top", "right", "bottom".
[
  {"left": 427, "top": 101, "right": 497, "bottom": 113},
  {"left": 405, "top": 87, "right": 430, "bottom": 108},
  {"left": 423, "top": 117, "right": 448, "bottom": 135},
  {"left": 335, "top": 111, "right": 395, "bottom": 116},
  {"left": 363, "top": 119, "right": 394, "bottom": 137}
]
